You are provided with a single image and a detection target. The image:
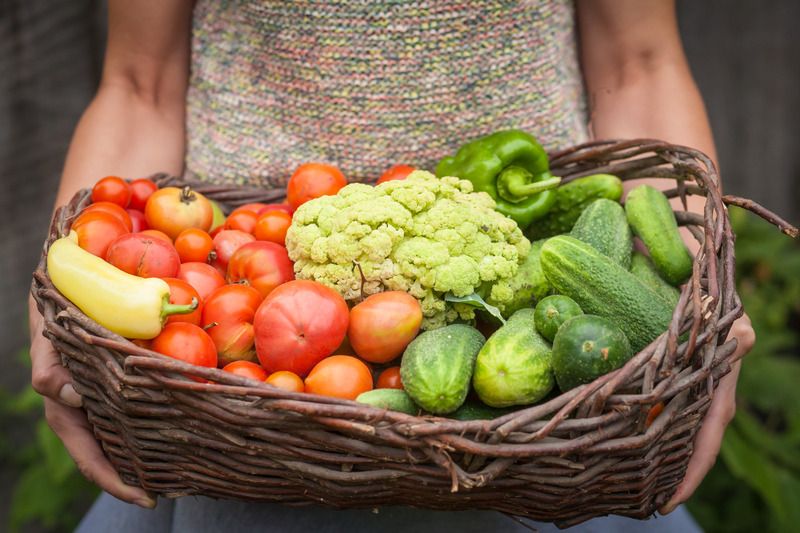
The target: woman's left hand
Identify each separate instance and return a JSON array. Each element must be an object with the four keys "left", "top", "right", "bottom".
[{"left": 659, "top": 313, "right": 755, "bottom": 514}]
